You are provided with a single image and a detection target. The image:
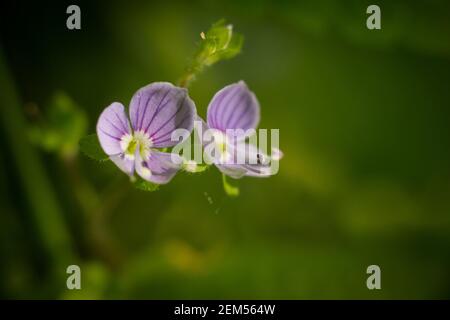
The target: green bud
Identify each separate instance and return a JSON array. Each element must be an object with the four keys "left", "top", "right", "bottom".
[{"left": 179, "top": 19, "right": 244, "bottom": 87}]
